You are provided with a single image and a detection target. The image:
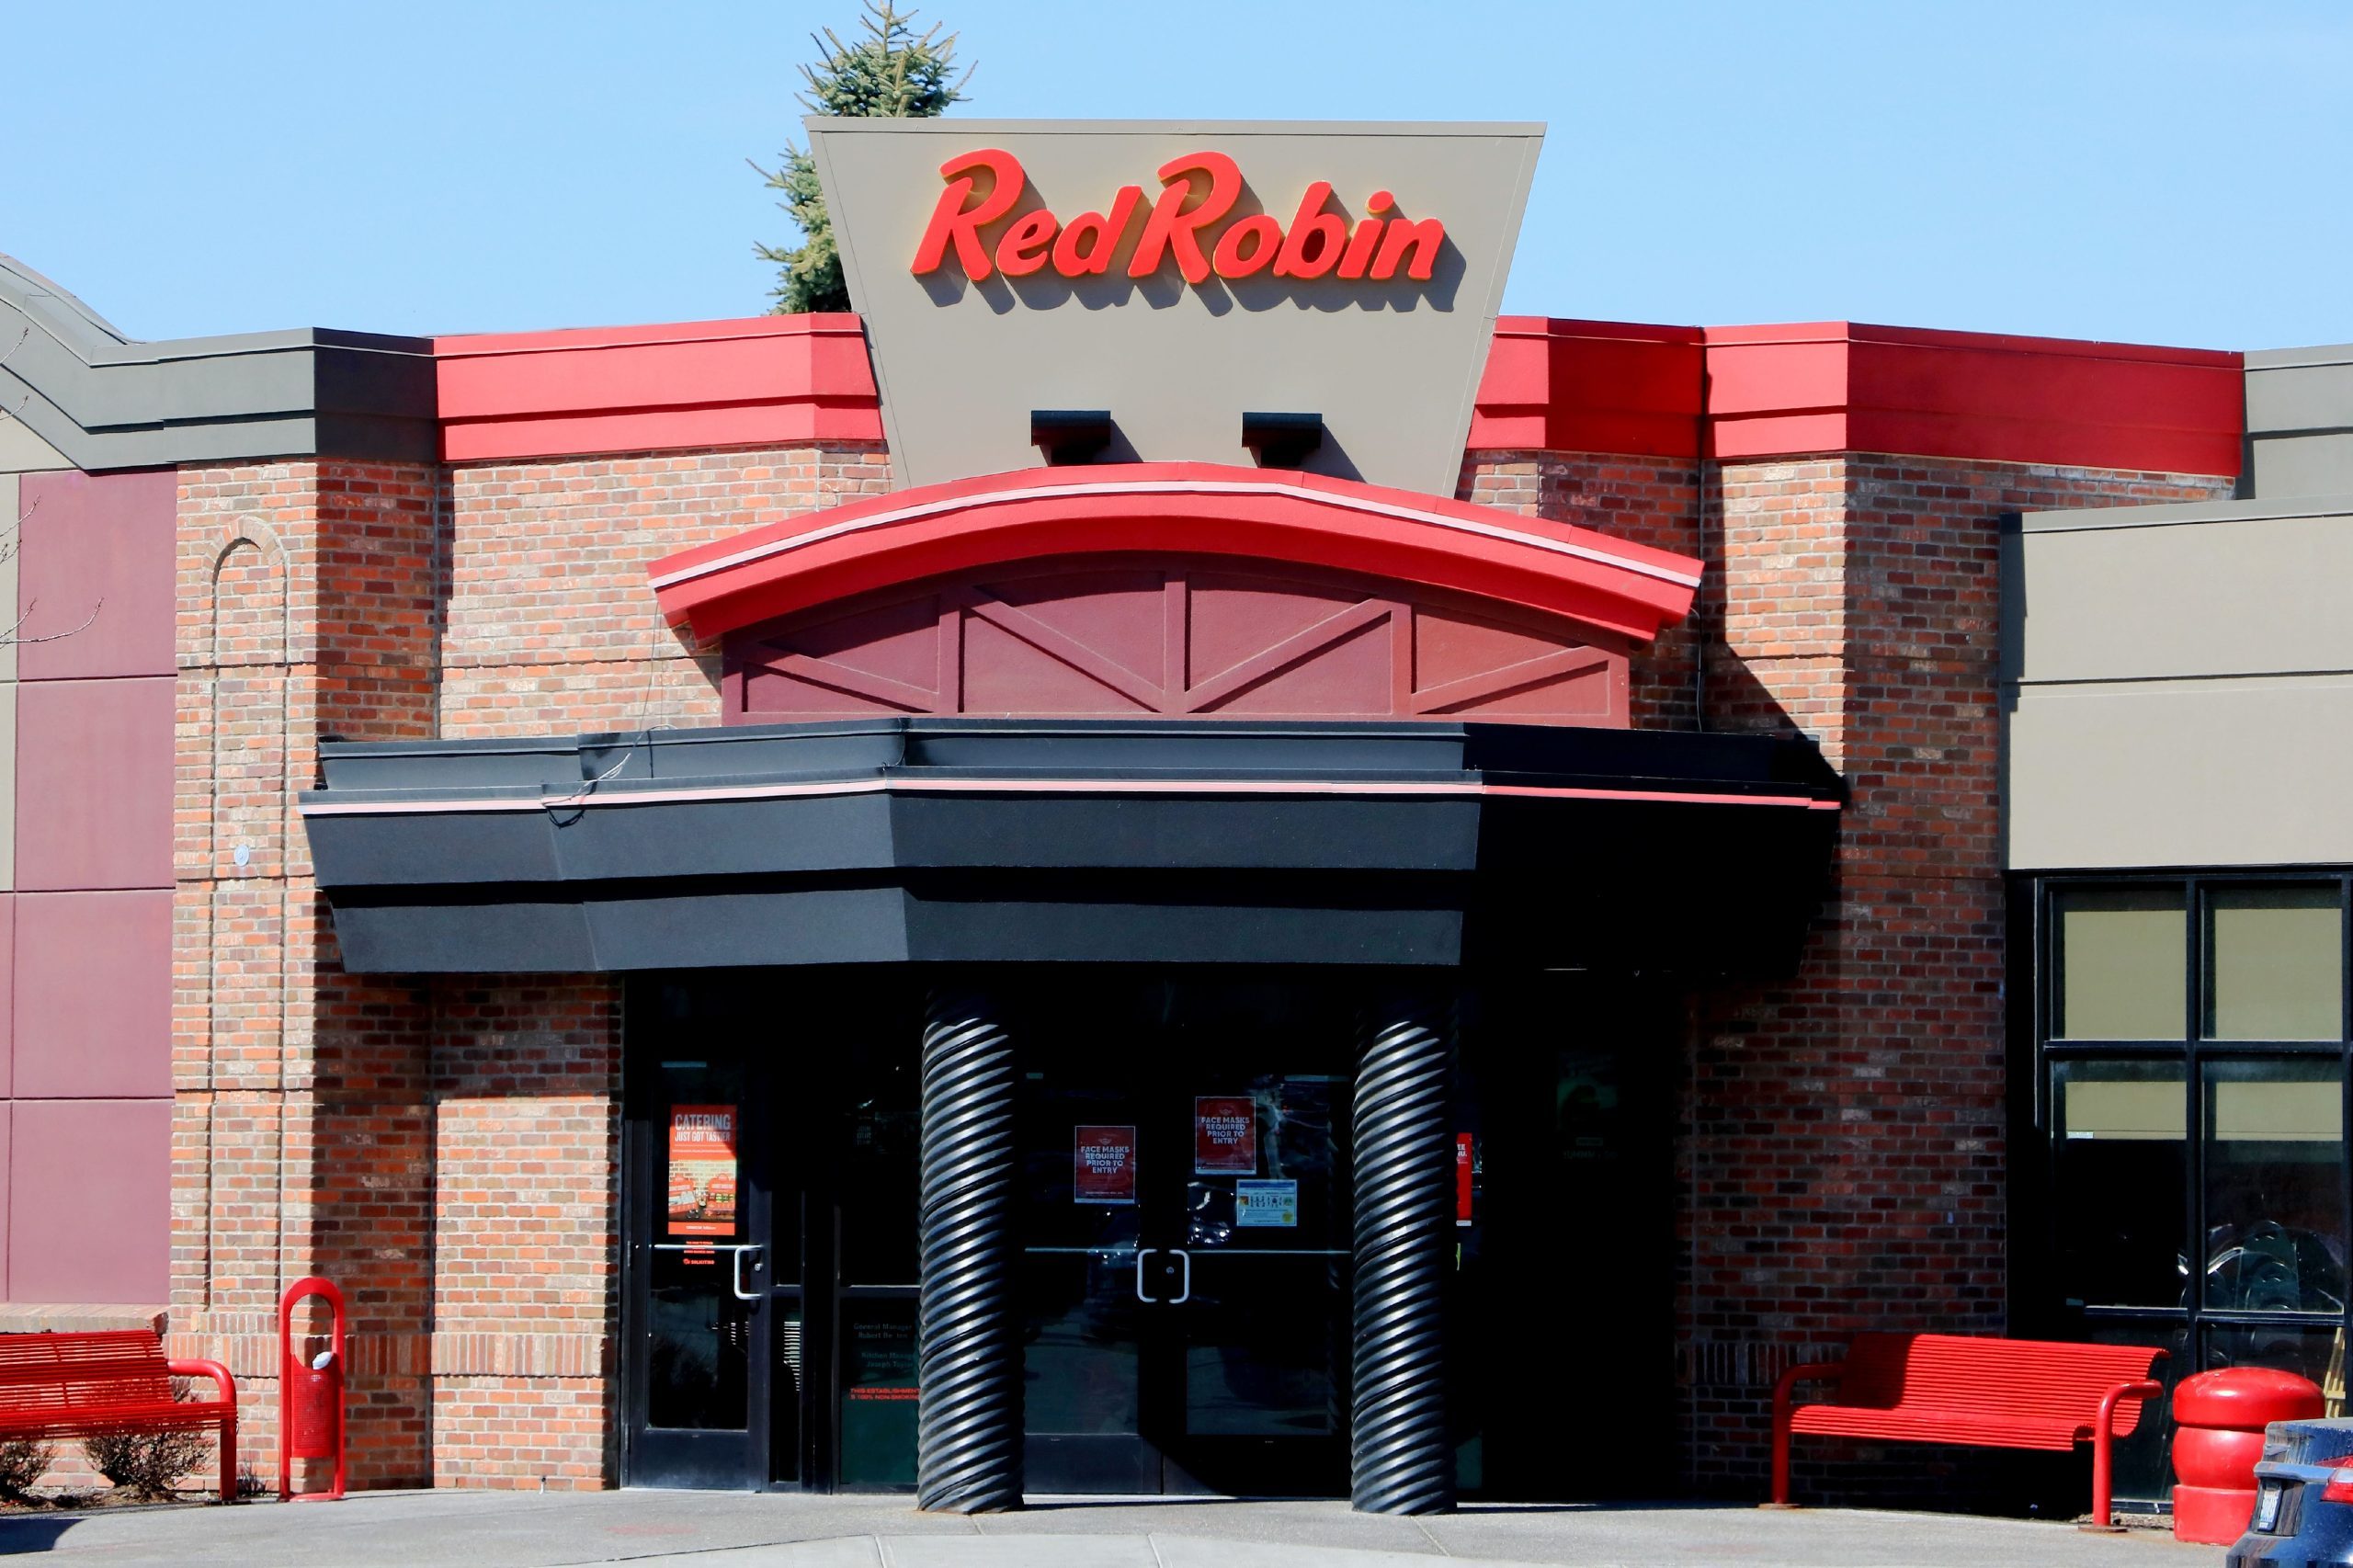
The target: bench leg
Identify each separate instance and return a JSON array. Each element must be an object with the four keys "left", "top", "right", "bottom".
[
  {"left": 2089, "top": 1422, "right": 2116, "bottom": 1530},
  {"left": 2085, "top": 1378, "right": 2163, "bottom": 1531},
  {"left": 1770, "top": 1411, "right": 1791, "bottom": 1506}
]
